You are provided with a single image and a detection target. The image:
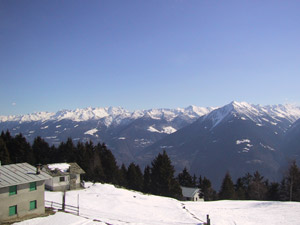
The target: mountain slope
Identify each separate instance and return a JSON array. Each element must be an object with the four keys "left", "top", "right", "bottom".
[
  {"left": 1, "top": 101, "right": 300, "bottom": 184},
  {"left": 139, "top": 102, "right": 300, "bottom": 187},
  {"left": 281, "top": 118, "right": 300, "bottom": 163},
  {"left": 0, "top": 106, "right": 215, "bottom": 164}
]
